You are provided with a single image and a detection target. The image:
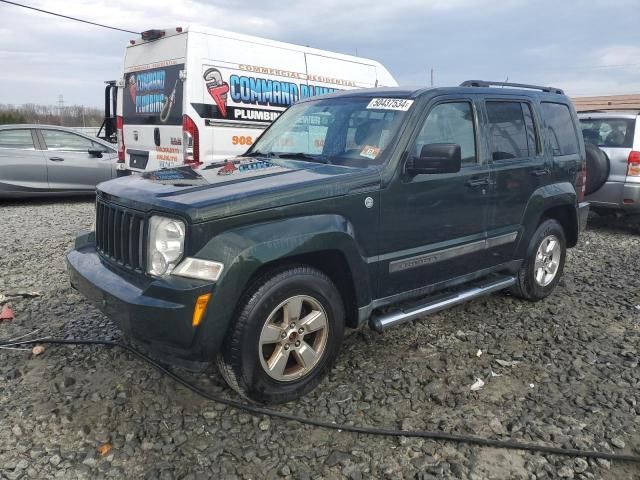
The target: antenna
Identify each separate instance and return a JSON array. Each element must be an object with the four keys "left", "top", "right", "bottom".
[{"left": 430, "top": 68, "right": 434, "bottom": 87}]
